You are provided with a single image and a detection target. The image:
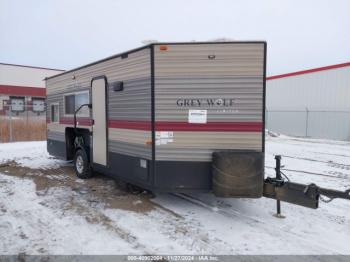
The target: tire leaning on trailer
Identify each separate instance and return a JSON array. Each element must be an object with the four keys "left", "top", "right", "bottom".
[{"left": 74, "top": 149, "right": 93, "bottom": 179}]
